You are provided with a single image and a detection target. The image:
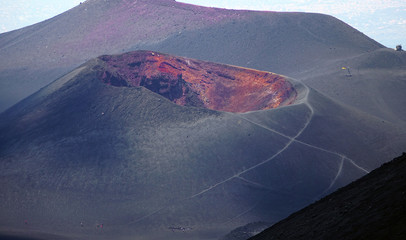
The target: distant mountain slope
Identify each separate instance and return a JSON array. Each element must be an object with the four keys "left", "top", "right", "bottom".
[
  {"left": 0, "top": 0, "right": 383, "bottom": 112},
  {"left": 147, "top": 11, "right": 382, "bottom": 75},
  {"left": 249, "top": 152, "right": 406, "bottom": 240},
  {"left": 0, "top": 52, "right": 404, "bottom": 240},
  {"left": 302, "top": 48, "right": 406, "bottom": 125}
]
